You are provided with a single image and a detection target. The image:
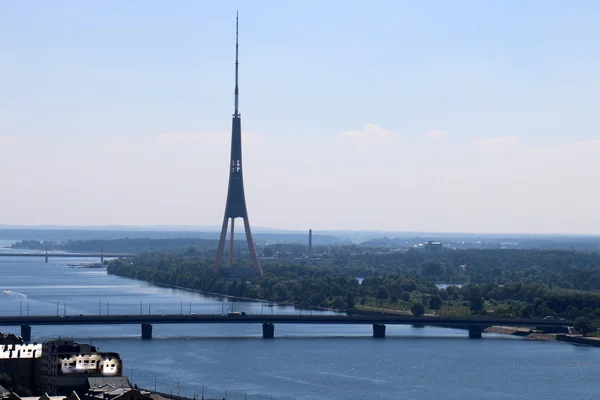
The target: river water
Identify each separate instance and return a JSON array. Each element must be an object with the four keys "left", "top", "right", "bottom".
[{"left": 0, "top": 242, "right": 598, "bottom": 400}]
